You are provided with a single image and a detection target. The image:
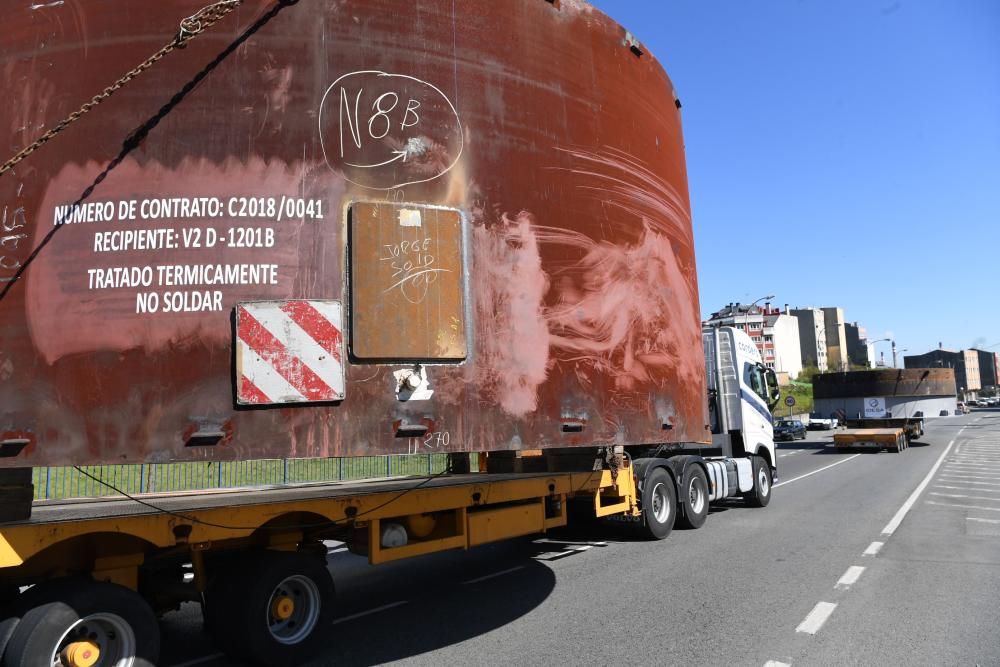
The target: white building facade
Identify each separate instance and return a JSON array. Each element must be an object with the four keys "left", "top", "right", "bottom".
[{"left": 704, "top": 303, "right": 803, "bottom": 380}]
